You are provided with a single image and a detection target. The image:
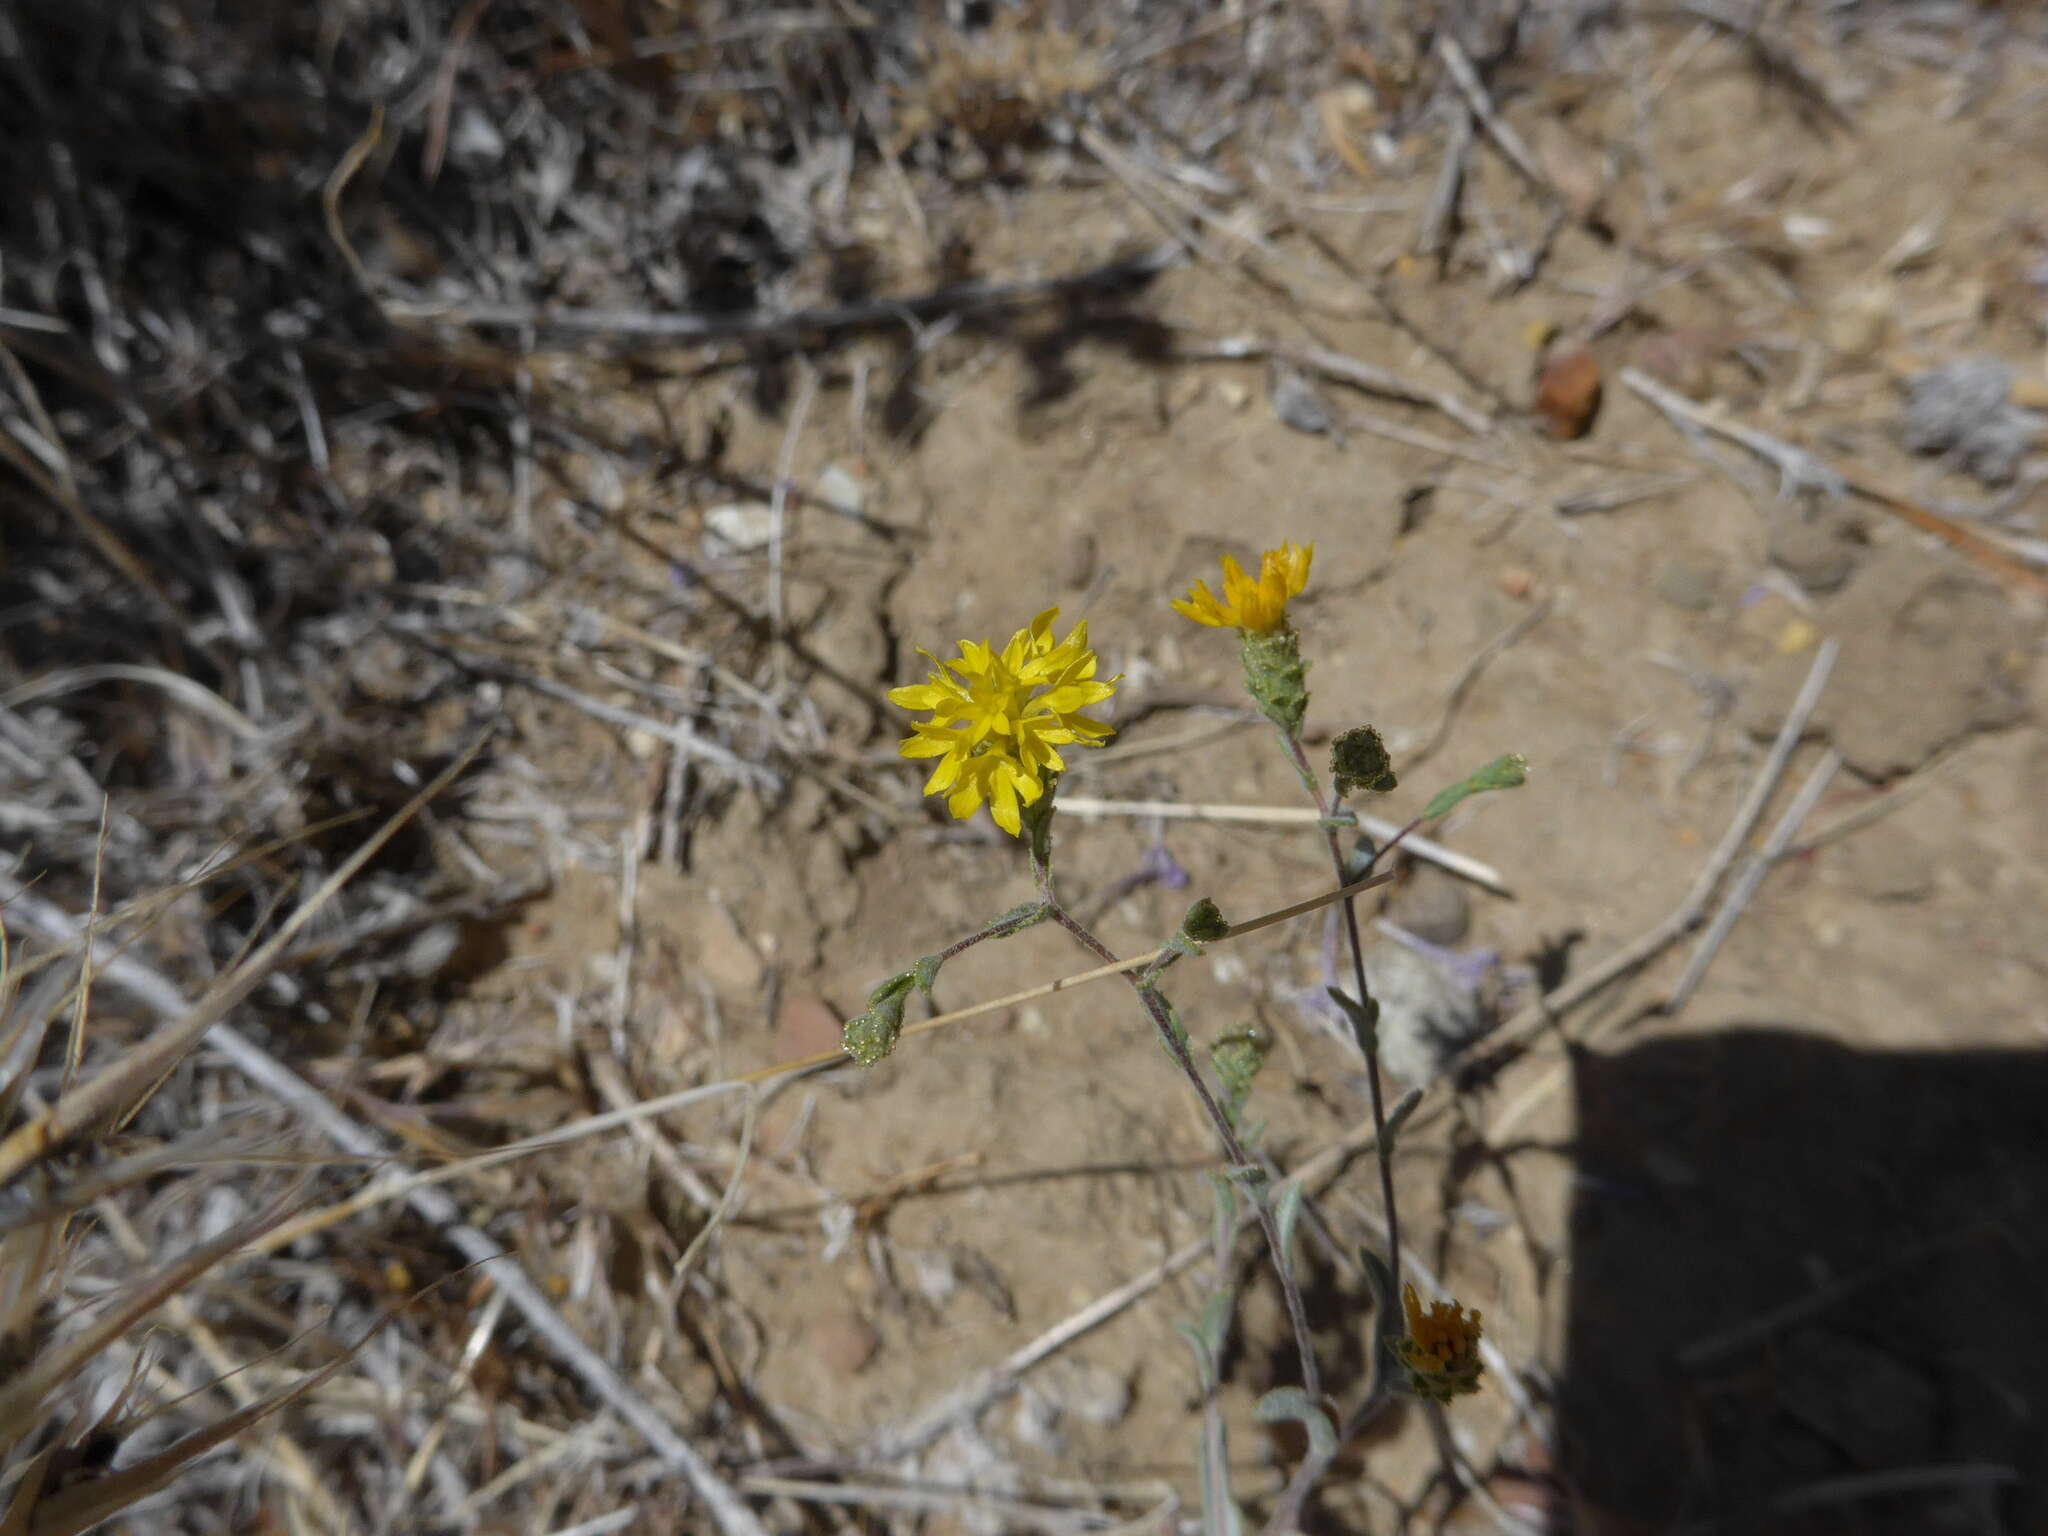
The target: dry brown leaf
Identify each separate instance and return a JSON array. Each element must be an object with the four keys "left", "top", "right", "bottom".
[{"left": 1535, "top": 345, "right": 1603, "bottom": 439}]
